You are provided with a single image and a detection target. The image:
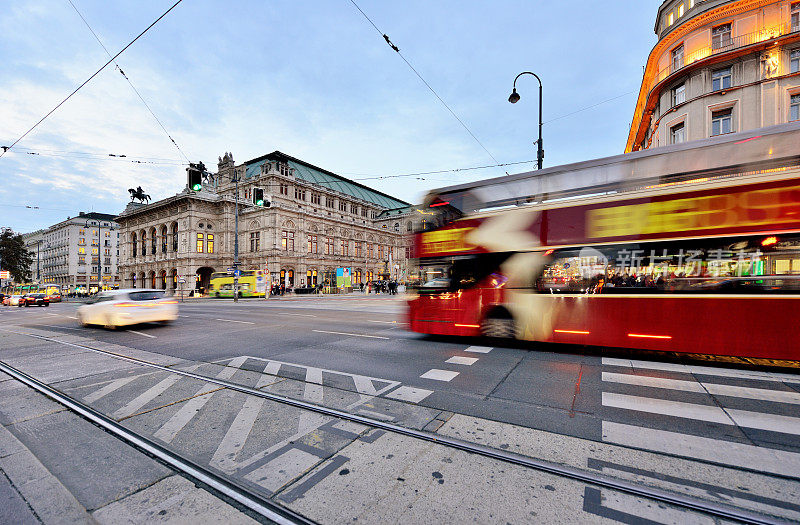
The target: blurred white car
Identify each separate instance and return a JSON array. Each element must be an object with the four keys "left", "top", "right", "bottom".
[
  {"left": 7, "top": 295, "right": 25, "bottom": 307},
  {"left": 77, "top": 289, "right": 178, "bottom": 330}
]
